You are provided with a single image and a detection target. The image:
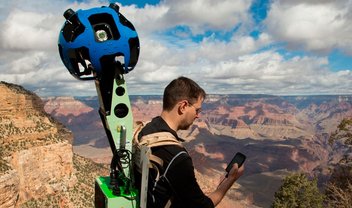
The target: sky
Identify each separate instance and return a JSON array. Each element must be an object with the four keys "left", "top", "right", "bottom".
[{"left": 0, "top": 0, "right": 351, "bottom": 96}]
